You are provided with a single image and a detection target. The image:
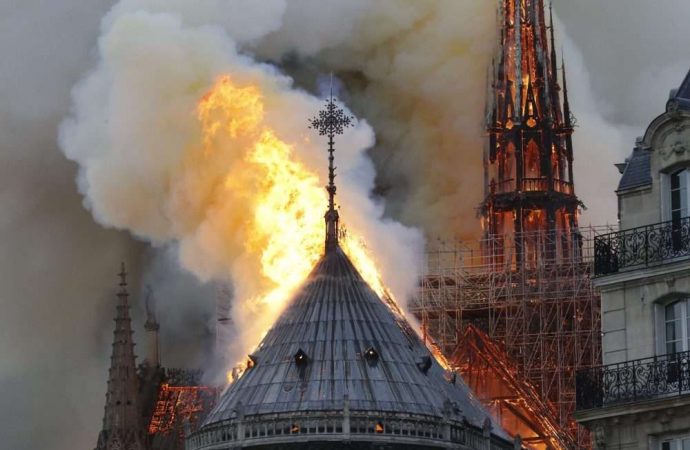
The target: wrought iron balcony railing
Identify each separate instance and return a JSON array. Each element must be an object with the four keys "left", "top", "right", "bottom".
[
  {"left": 594, "top": 216, "right": 690, "bottom": 276},
  {"left": 575, "top": 350, "right": 690, "bottom": 411}
]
